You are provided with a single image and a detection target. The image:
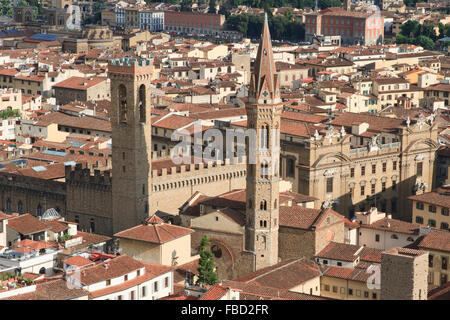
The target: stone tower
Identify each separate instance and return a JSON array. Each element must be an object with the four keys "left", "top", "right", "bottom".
[
  {"left": 245, "top": 14, "right": 282, "bottom": 271},
  {"left": 108, "top": 58, "right": 153, "bottom": 234},
  {"left": 381, "top": 247, "right": 428, "bottom": 300}
]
